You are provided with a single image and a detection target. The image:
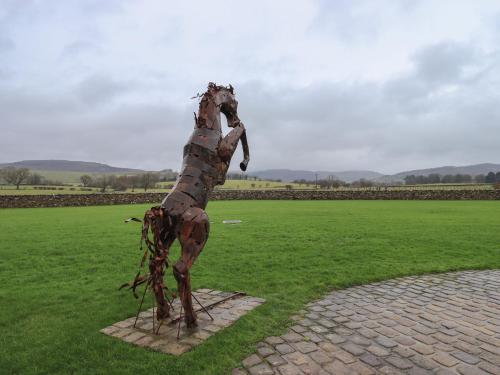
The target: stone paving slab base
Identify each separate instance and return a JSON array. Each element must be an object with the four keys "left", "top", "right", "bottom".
[{"left": 101, "top": 289, "right": 265, "bottom": 356}]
